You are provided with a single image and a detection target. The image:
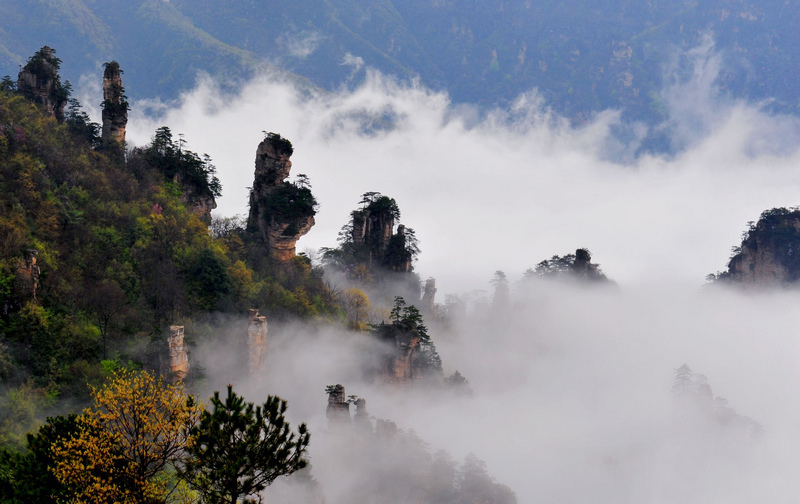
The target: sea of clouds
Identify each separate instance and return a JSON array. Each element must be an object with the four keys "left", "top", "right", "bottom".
[{"left": 74, "top": 37, "right": 800, "bottom": 503}]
